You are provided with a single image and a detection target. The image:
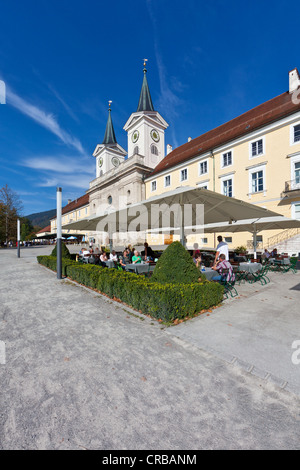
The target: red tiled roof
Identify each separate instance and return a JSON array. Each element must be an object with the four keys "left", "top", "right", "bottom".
[
  {"left": 36, "top": 225, "right": 51, "bottom": 234},
  {"left": 50, "top": 193, "right": 89, "bottom": 220},
  {"left": 150, "top": 88, "right": 300, "bottom": 177}
]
